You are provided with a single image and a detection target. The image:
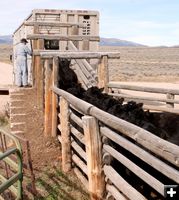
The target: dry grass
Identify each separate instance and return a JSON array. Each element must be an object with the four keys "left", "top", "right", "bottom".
[
  {"left": 0, "top": 44, "right": 13, "bottom": 64},
  {"left": 0, "top": 103, "right": 10, "bottom": 126},
  {"left": 100, "top": 46, "right": 179, "bottom": 82}
]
